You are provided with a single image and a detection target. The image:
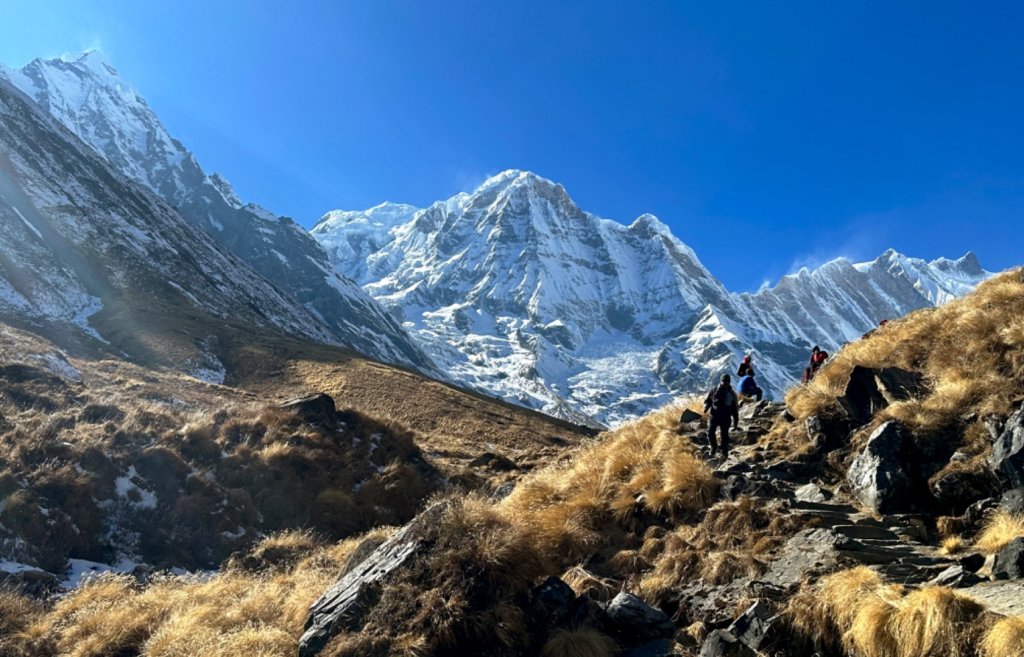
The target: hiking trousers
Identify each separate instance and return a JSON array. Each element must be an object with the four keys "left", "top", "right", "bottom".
[{"left": 708, "top": 415, "right": 731, "bottom": 457}]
